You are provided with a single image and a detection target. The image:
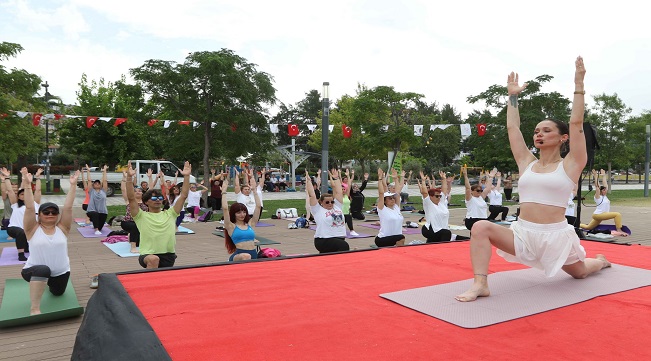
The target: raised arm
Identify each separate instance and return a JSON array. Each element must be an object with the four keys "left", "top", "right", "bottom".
[
  {"left": 591, "top": 169, "right": 601, "bottom": 200},
  {"left": 377, "top": 168, "right": 386, "bottom": 210},
  {"left": 506, "top": 72, "right": 536, "bottom": 172},
  {"left": 220, "top": 178, "right": 235, "bottom": 234},
  {"left": 59, "top": 170, "right": 80, "bottom": 235},
  {"left": 1, "top": 167, "right": 16, "bottom": 204},
  {"left": 148, "top": 168, "right": 159, "bottom": 189},
  {"left": 328, "top": 169, "right": 343, "bottom": 203},
  {"left": 234, "top": 168, "right": 241, "bottom": 194},
  {"left": 439, "top": 171, "right": 448, "bottom": 196},
  {"left": 394, "top": 169, "right": 405, "bottom": 196},
  {"left": 344, "top": 169, "right": 352, "bottom": 199},
  {"left": 173, "top": 162, "right": 192, "bottom": 215},
  {"left": 494, "top": 171, "right": 502, "bottom": 192},
  {"left": 418, "top": 171, "right": 429, "bottom": 198},
  {"left": 120, "top": 171, "right": 129, "bottom": 203},
  {"left": 305, "top": 170, "right": 318, "bottom": 207},
  {"left": 359, "top": 173, "right": 369, "bottom": 191},
  {"left": 564, "top": 56, "right": 588, "bottom": 181},
  {"left": 125, "top": 163, "right": 140, "bottom": 219},
  {"left": 463, "top": 167, "right": 472, "bottom": 201},
  {"left": 315, "top": 169, "right": 322, "bottom": 189},
  {"left": 84, "top": 164, "right": 92, "bottom": 191},
  {"left": 481, "top": 169, "right": 495, "bottom": 198},
  {"left": 33, "top": 168, "right": 43, "bottom": 204},
  {"left": 158, "top": 171, "right": 168, "bottom": 199},
  {"left": 248, "top": 174, "right": 262, "bottom": 227},
  {"left": 101, "top": 165, "right": 108, "bottom": 193},
  {"left": 22, "top": 169, "right": 39, "bottom": 238}
]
